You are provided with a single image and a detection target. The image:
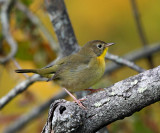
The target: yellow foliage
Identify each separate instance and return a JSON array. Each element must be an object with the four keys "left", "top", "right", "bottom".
[
  {"left": 30, "top": 0, "right": 57, "bottom": 41},
  {"left": 10, "top": 15, "right": 28, "bottom": 41}
]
